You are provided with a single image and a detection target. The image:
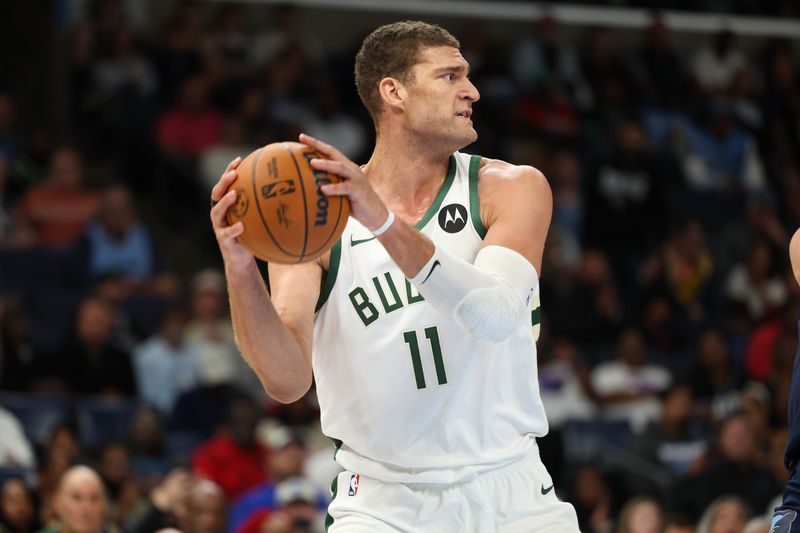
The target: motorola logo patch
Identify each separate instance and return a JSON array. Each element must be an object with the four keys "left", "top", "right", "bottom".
[{"left": 438, "top": 204, "right": 468, "bottom": 233}]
